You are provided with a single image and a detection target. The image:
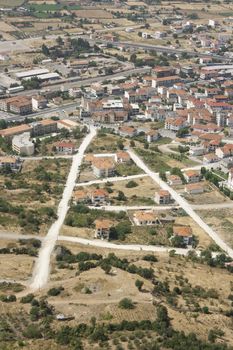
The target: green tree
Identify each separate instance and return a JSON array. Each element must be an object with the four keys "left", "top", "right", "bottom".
[
  {"left": 118, "top": 298, "right": 134, "bottom": 309},
  {"left": 135, "top": 279, "right": 144, "bottom": 291}
]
